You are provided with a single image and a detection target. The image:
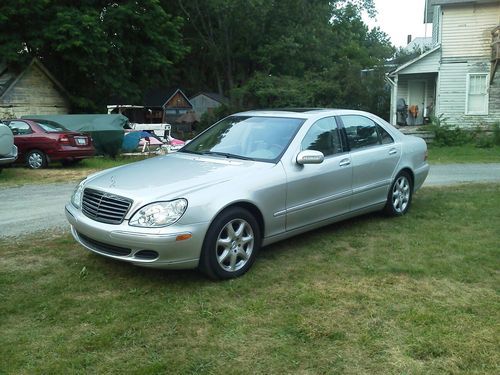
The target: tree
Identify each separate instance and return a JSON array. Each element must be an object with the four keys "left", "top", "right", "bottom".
[{"left": 0, "top": 0, "right": 187, "bottom": 111}]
